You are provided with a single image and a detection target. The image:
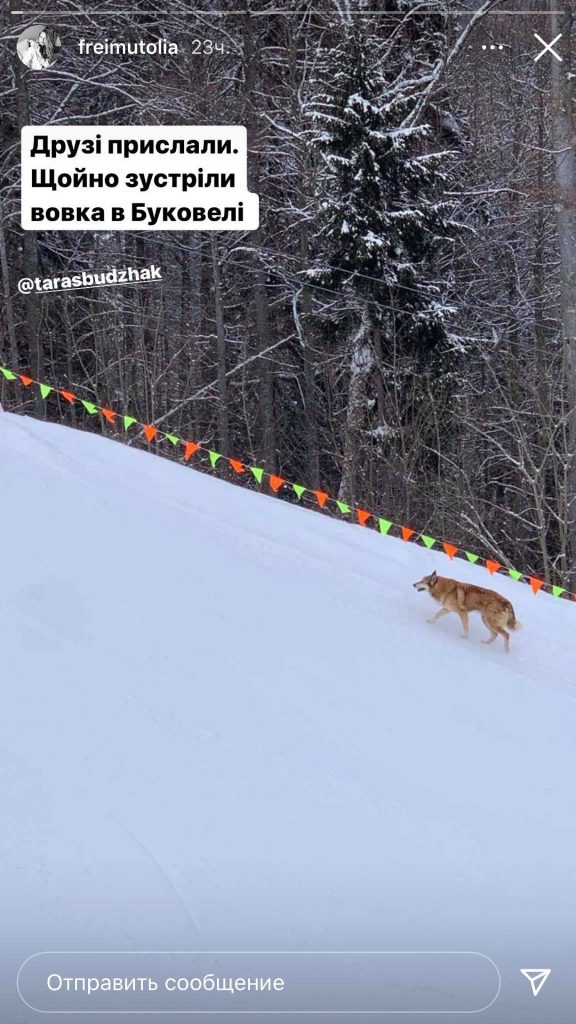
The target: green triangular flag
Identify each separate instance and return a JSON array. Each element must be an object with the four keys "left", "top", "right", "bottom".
[
  {"left": 81, "top": 400, "right": 98, "bottom": 415},
  {"left": 508, "top": 568, "right": 523, "bottom": 581},
  {"left": 336, "top": 501, "right": 351, "bottom": 514},
  {"left": 250, "top": 466, "right": 264, "bottom": 485},
  {"left": 465, "top": 551, "right": 479, "bottom": 564},
  {"left": 0, "top": 367, "right": 17, "bottom": 381},
  {"left": 39, "top": 383, "right": 52, "bottom": 400},
  {"left": 293, "top": 484, "right": 306, "bottom": 500},
  {"left": 123, "top": 415, "right": 137, "bottom": 431},
  {"left": 421, "top": 535, "right": 436, "bottom": 549},
  {"left": 208, "top": 450, "right": 222, "bottom": 469},
  {"left": 378, "top": 518, "right": 392, "bottom": 535},
  {"left": 165, "top": 433, "right": 179, "bottom": 446},
  {"left": 552, "top": 585, "right": 566, "bottom": 598}
]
